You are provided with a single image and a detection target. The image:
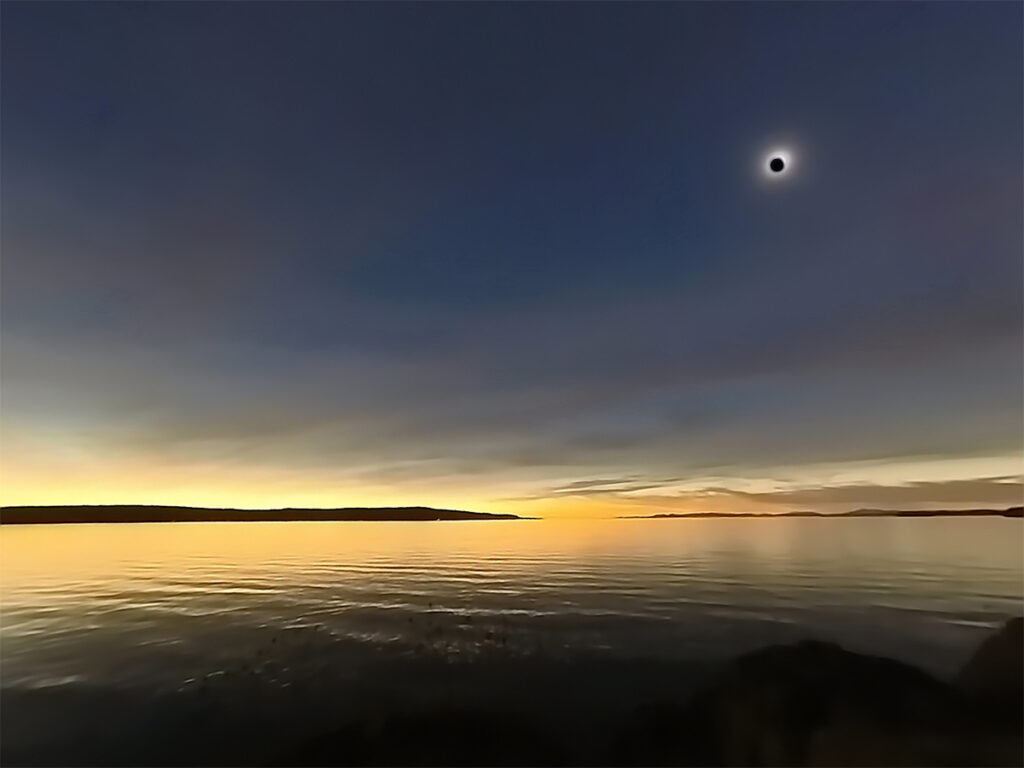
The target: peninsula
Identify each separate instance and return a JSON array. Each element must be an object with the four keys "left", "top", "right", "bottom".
[{"left": 0, "top": 505, "right": 525, "bottom": 525}]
